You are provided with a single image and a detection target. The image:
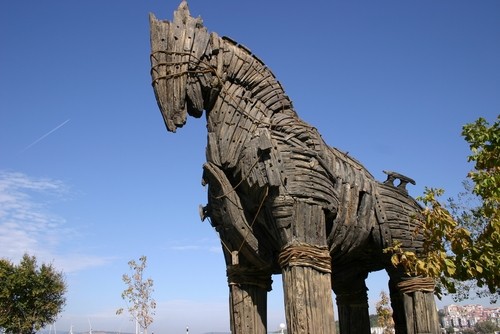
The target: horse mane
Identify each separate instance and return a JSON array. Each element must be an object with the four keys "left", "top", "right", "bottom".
[{"left": 211, "top": 34, "right": 297, "bottom": 119}]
